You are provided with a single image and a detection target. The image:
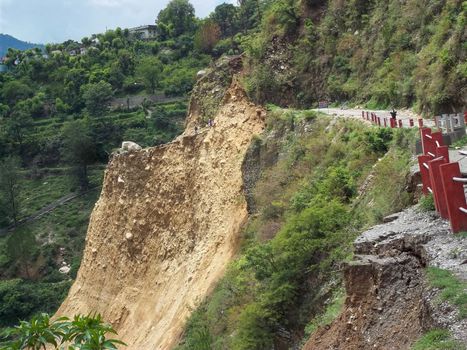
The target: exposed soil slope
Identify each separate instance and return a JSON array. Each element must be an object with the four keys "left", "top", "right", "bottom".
[
  {"left": 303, "top": 208, "right": 467, "bottom": 350},
  {"left": 56, "top": 81, "right": 265, "bottom": 349}
]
